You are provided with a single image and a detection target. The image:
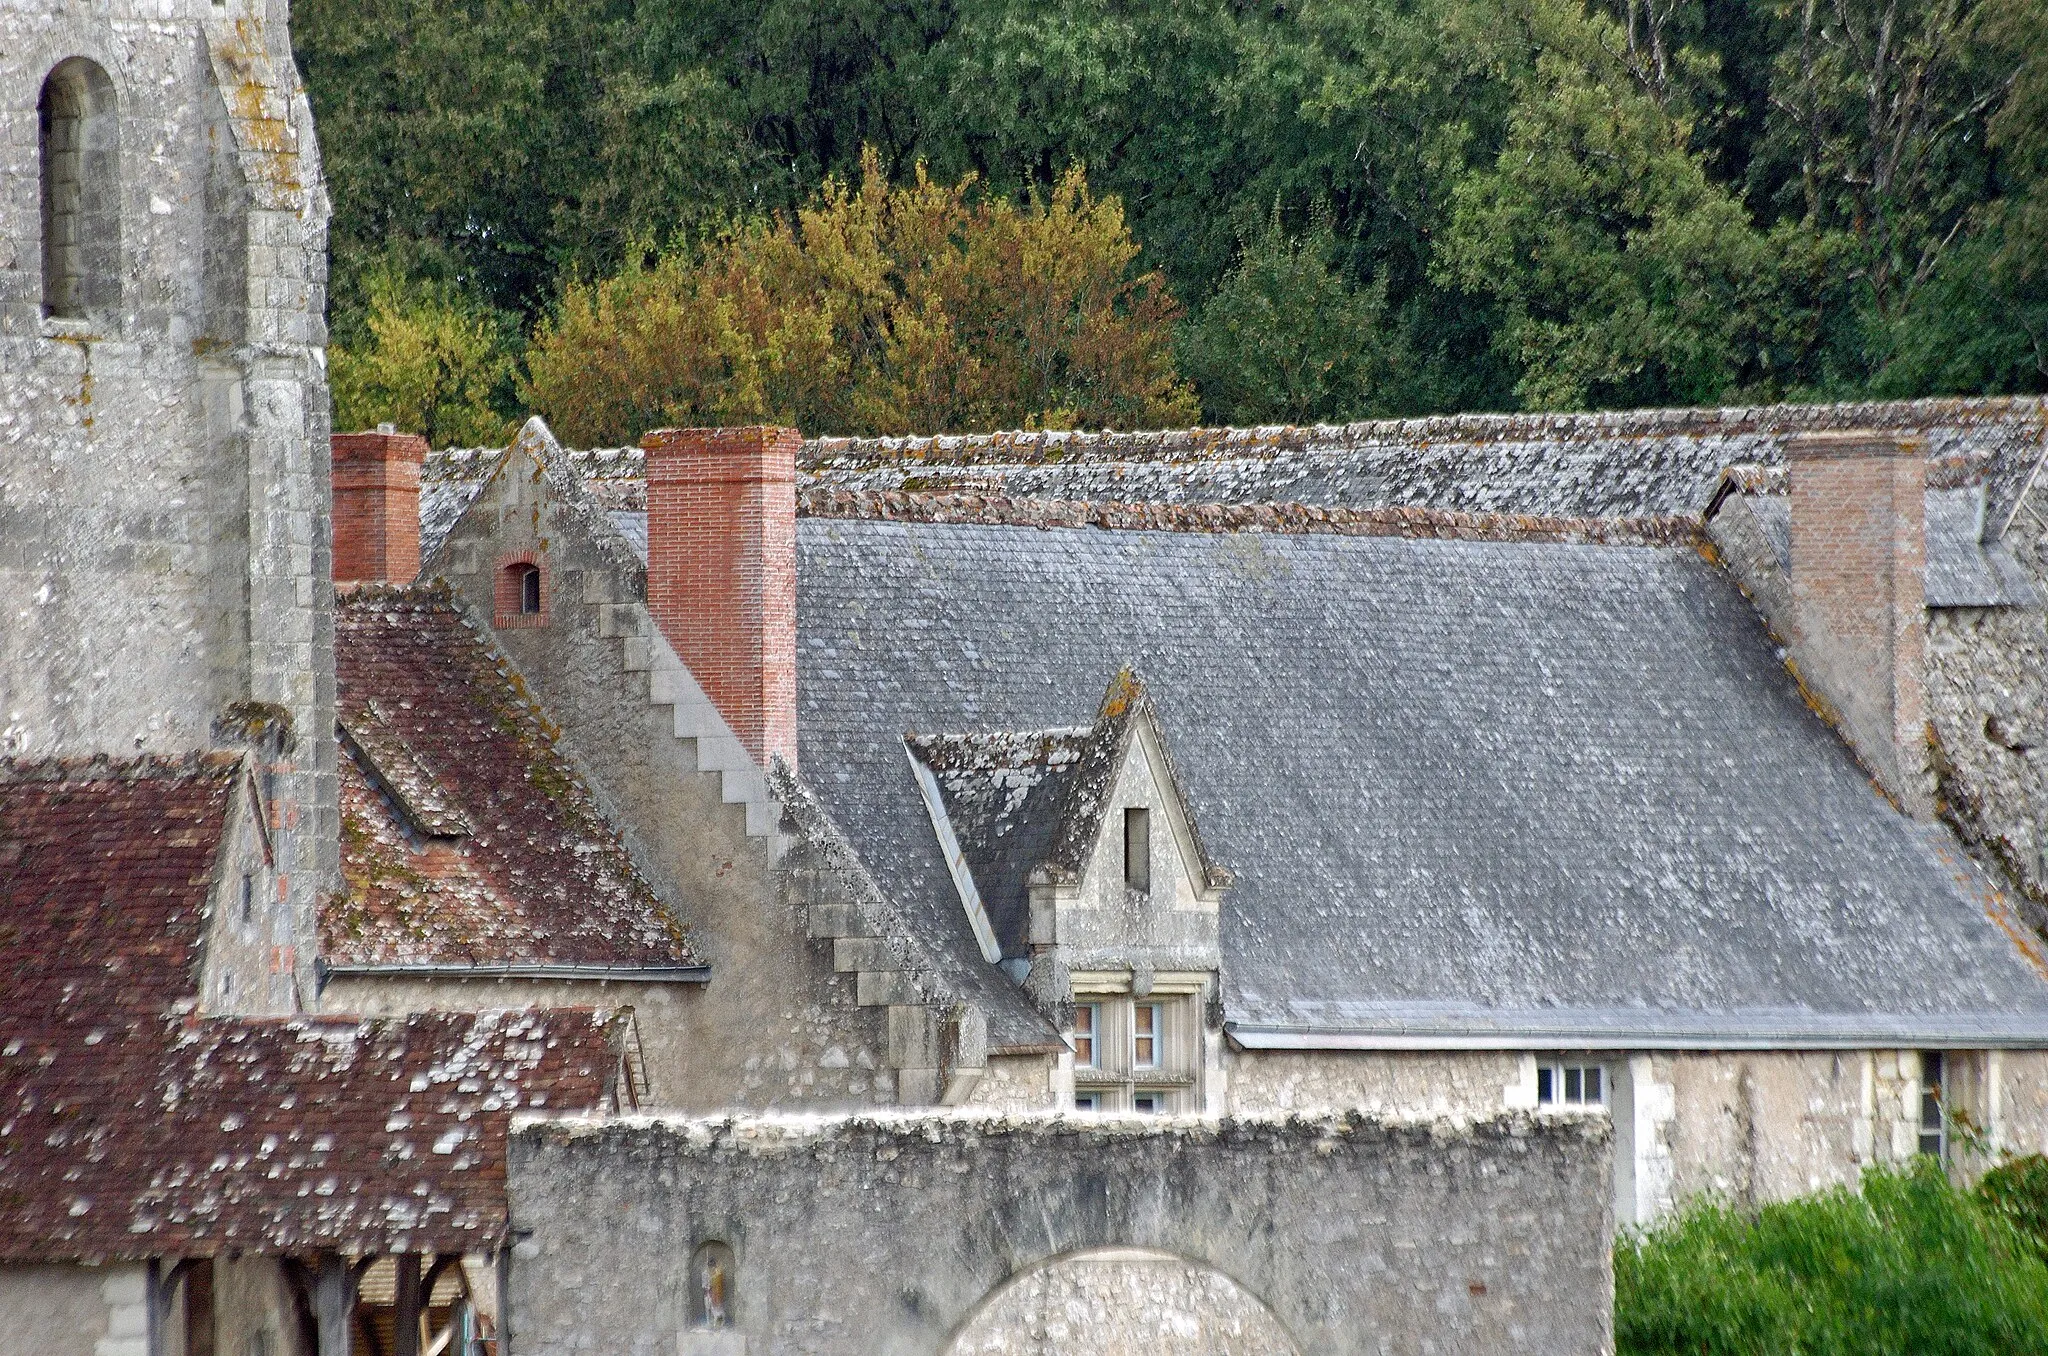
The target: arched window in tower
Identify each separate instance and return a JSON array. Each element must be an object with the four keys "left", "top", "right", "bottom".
[{"left": 39, "top": 58, "right": 121, "bottom": 323}]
